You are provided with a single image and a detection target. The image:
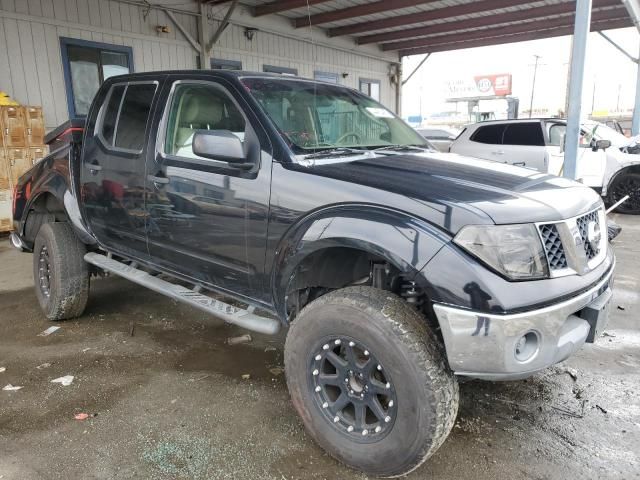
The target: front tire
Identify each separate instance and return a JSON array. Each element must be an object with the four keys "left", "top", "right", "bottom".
[
  {"left": 33, "top": 222, "right": 89, "bottom": 320},
  {"left": 284, "top": 286, "right": 458, "bottom": 477},
  {"left": 607, "top": 172, "right": 640, "bottom": 214}
]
